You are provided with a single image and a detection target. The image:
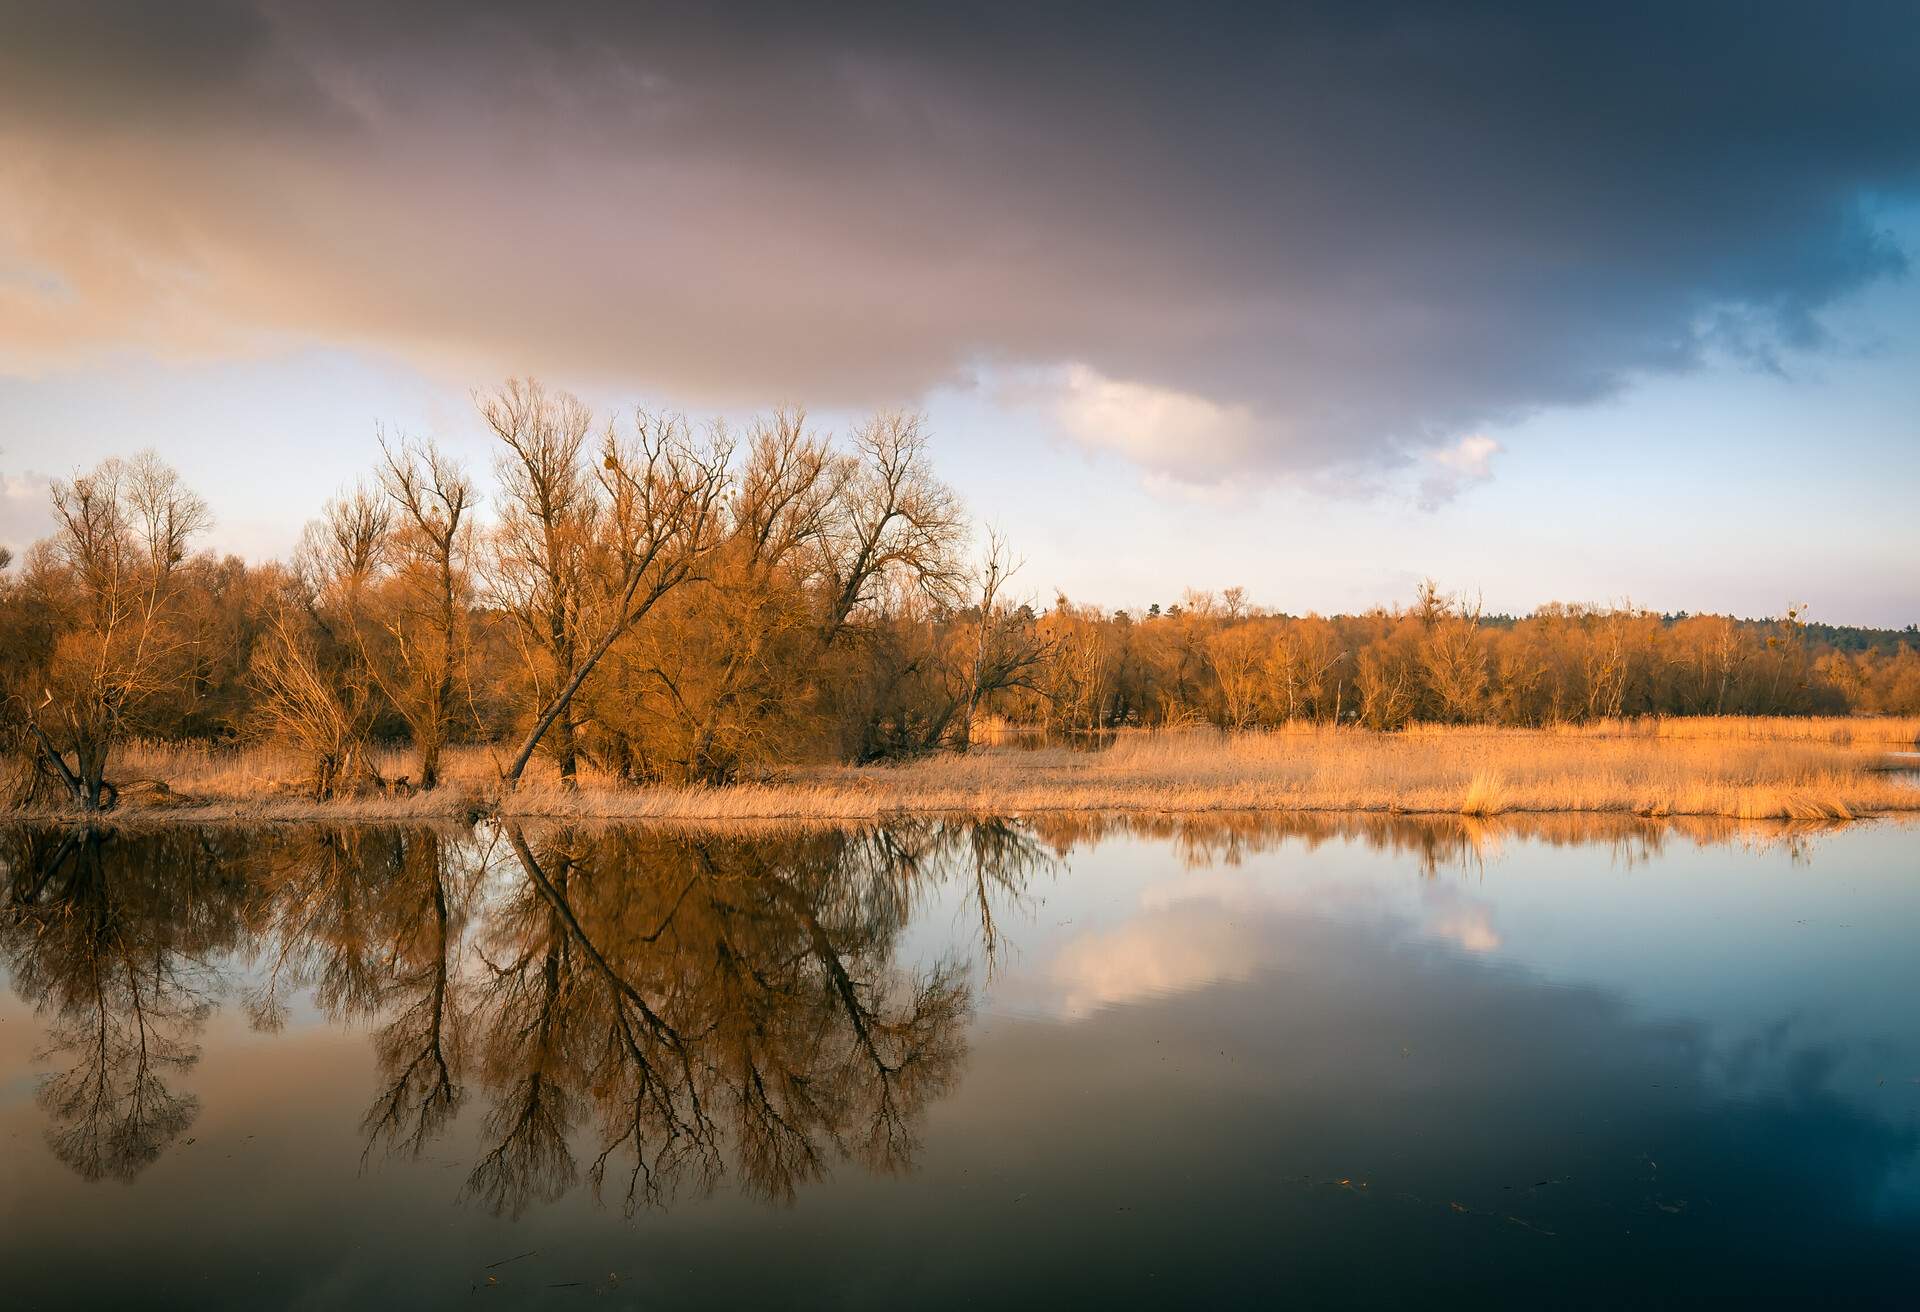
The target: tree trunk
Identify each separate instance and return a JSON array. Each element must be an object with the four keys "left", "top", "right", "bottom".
[
  {"left": 553, "top": 711, "right": 578, "bottom": 783},
  {"left": 26, "top": 718, "right": 88, "bottom": 808},
  {"left": 502, "top": 624, "right": 625, "bottom": 786}
]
